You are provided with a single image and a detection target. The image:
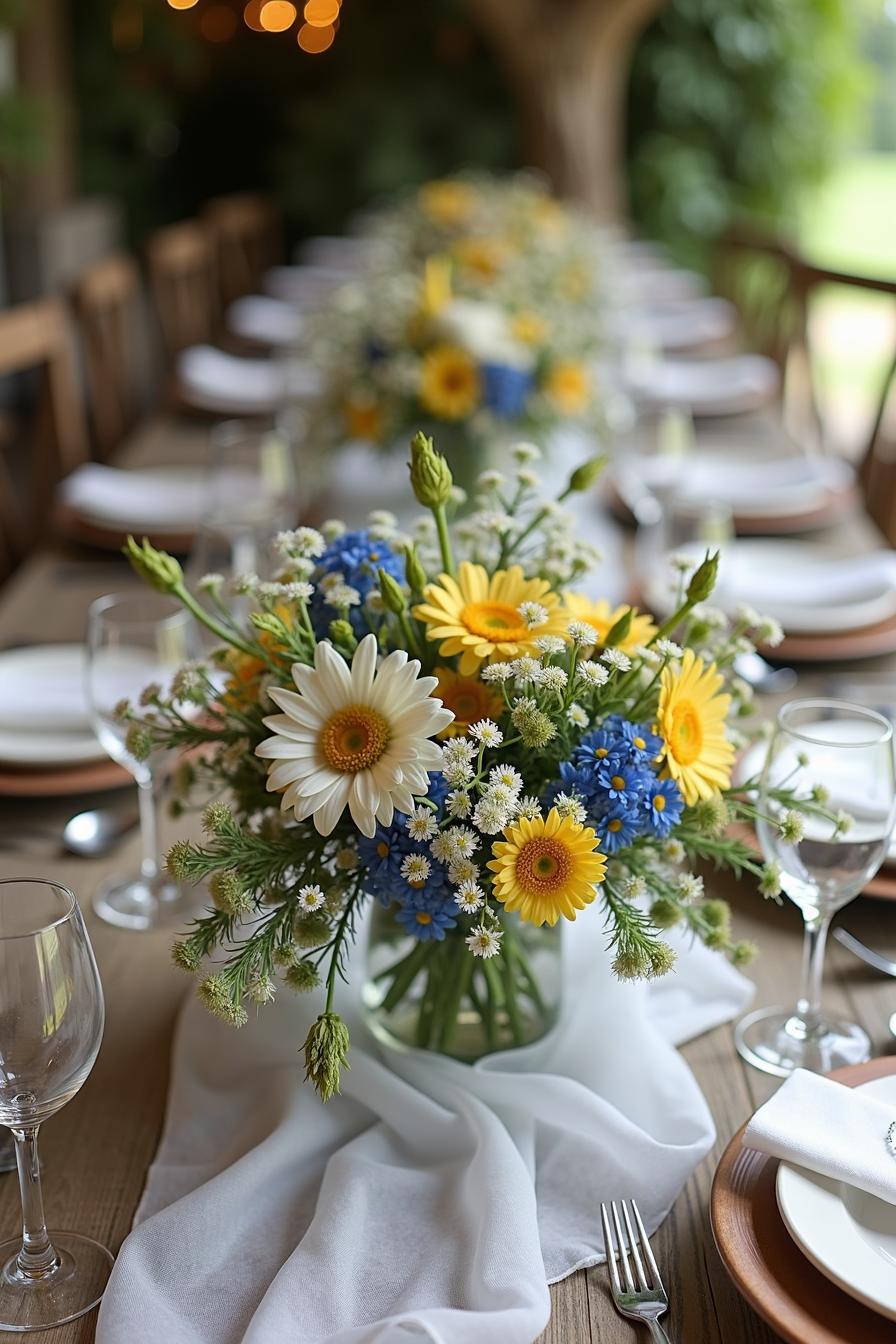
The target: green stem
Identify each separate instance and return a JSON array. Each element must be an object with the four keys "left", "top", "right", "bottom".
[
  {"left": 482, "top": 957, "right": 505, "bottom": 1043},
  {"left": 379, "top": 940, "right": 432, "bottom": 1011},
  {"left": 434, "top": 505, "right": 455, "bottom": 577},
  {"left": 438, "top": 936, "right": 473, "bottom": 1052},
  {"left": 173, "top": 583, "right": 260, "bottom": 659},
  {"left": 499, "top": 953, "right": 524, "bottom": 1047},
  {"left": 467, "top": 973, "right": 494, "bottom": 1050},
  {"left": 324, "top": 891, "right": 359, "bottom": 1015},
  {"left": 504, "top": 930, "right": 547, "bottom": 1018}
]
